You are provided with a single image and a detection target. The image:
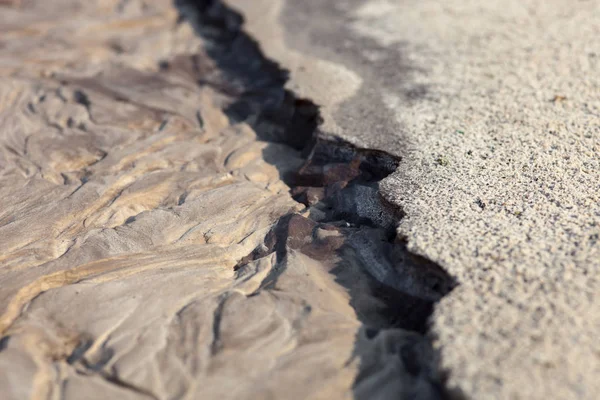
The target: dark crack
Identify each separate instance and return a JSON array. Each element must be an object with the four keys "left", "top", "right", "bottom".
[
  {"left": 210, "top": 293, "right": 230, "bottom": 356},
  {"left": 176, "top": 1, "right": 459, "bottom": 399},
  {"left": 66, "top": 341, "right": 159, "bottom": 400},
  {"left": 0, "top": 335, "right": 9, "bottom": 352}
]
